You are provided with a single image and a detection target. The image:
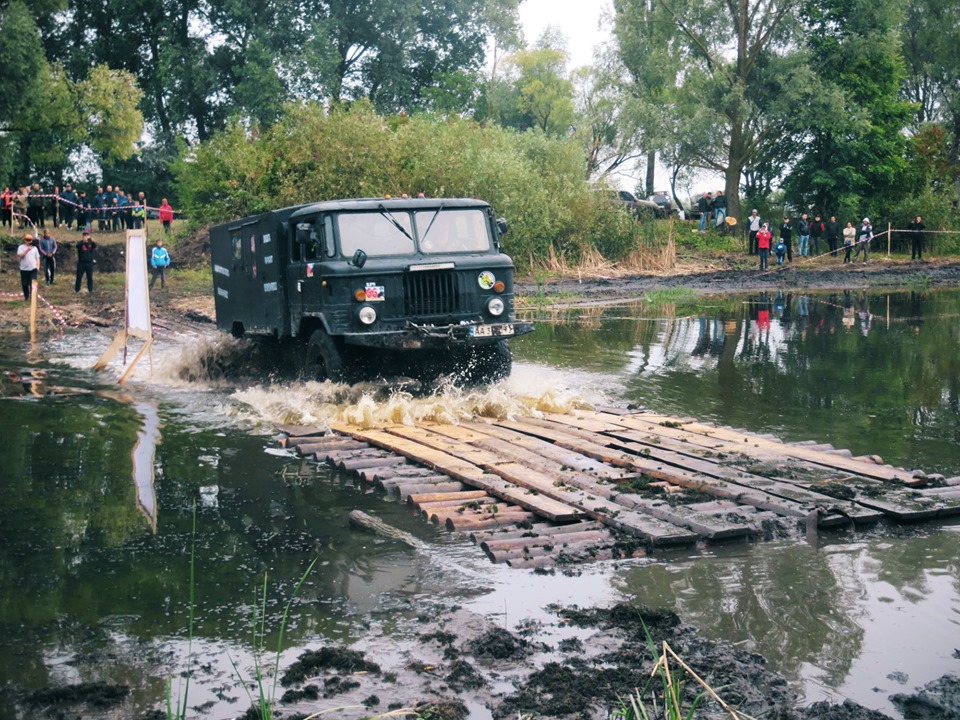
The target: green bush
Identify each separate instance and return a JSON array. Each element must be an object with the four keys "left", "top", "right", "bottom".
[{"left": 173, "top": 102, "right": 646, "bottom": 271}]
